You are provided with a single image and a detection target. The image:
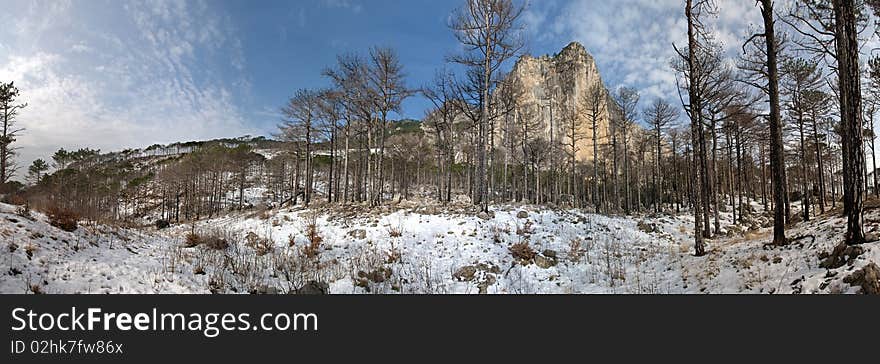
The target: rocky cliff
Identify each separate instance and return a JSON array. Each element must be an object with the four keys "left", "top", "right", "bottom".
[{"left": 494, "top": 41, "right": 619, "bottom": 162}]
